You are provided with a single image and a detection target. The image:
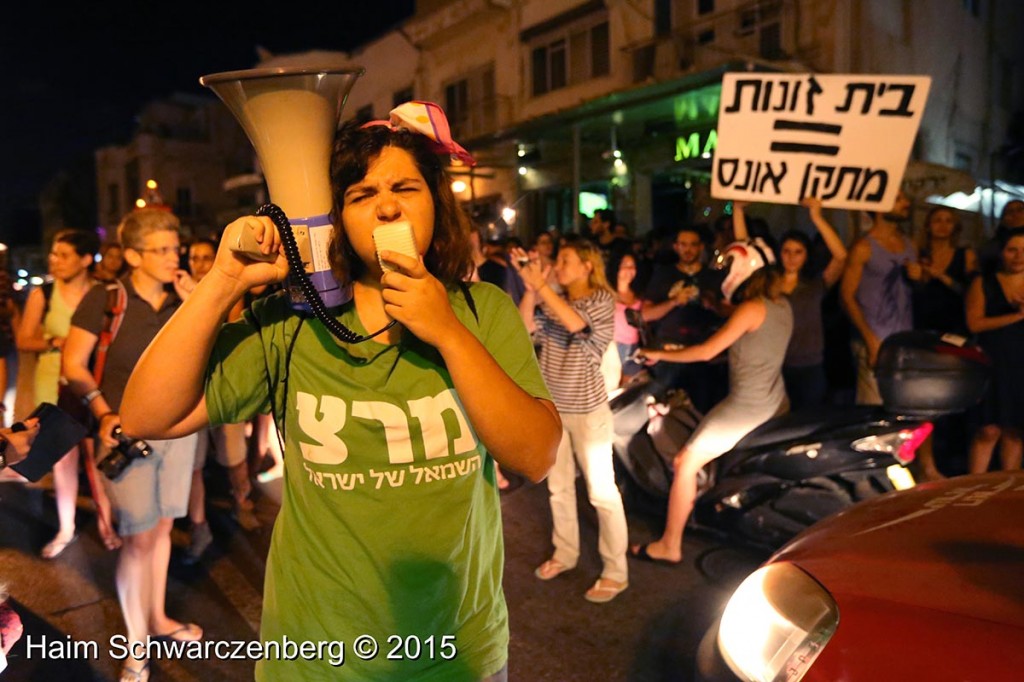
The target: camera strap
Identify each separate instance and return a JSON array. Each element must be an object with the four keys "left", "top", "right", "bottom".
[
  {"left": 81, "top": 280, "right": 128, "bottom": 517},
  {"left": 92, "top": 281, "right": 128, "bottom": 385}
]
